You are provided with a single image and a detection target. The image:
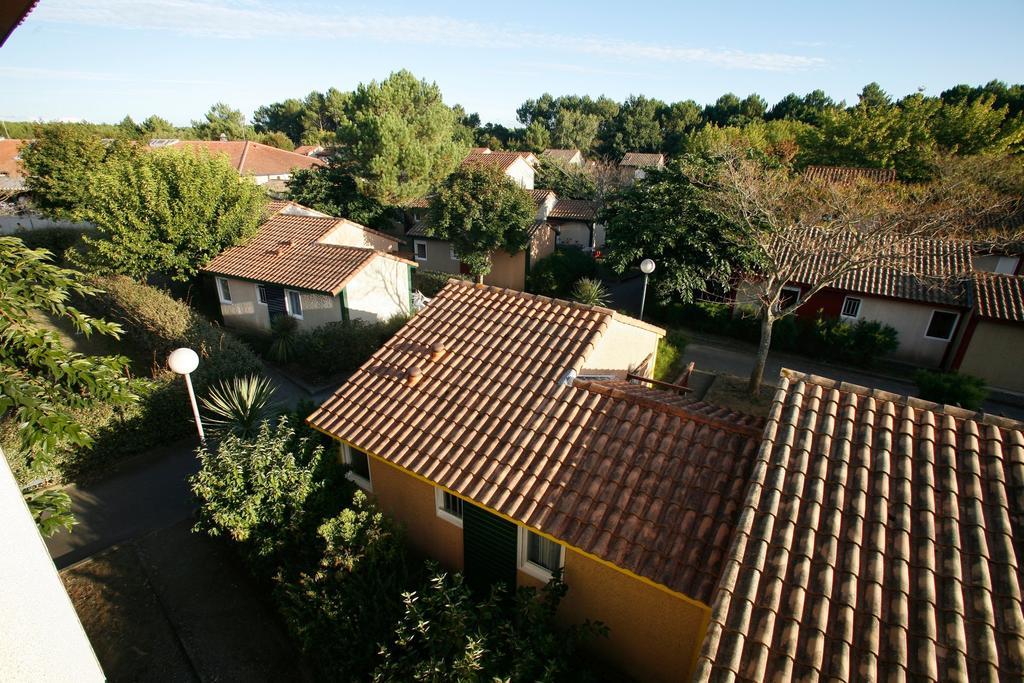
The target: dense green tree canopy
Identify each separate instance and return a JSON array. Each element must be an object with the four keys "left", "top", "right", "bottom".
[
  {"left": 287, "top": 164, "right": 390, "bottom": 229},
  {"left": 253, "top": 98, "right": 306, "bottom": 144},
  {"left": 1, "top": 237, "right": 137, "bottom": 534},
  {"left": 335, "top": 70, "right": 468, "bottom": 206},
  {"left": 192, "top": 101, "right": 248, "bottom": 140},
  {"left": 602, "top": 157, "right": 752, "bottom": 302},
  {"left": 73, "top": 147, "right": 267, "bottom": 283},
  {"left": 427, "top": 165, "right": 535, "bottom": 279},
  {"left": 20, "top": 125, "right": 110, "bottom": 220},
  {"left": 534, "top": 157, "right": 597, "bottom": 200}
]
